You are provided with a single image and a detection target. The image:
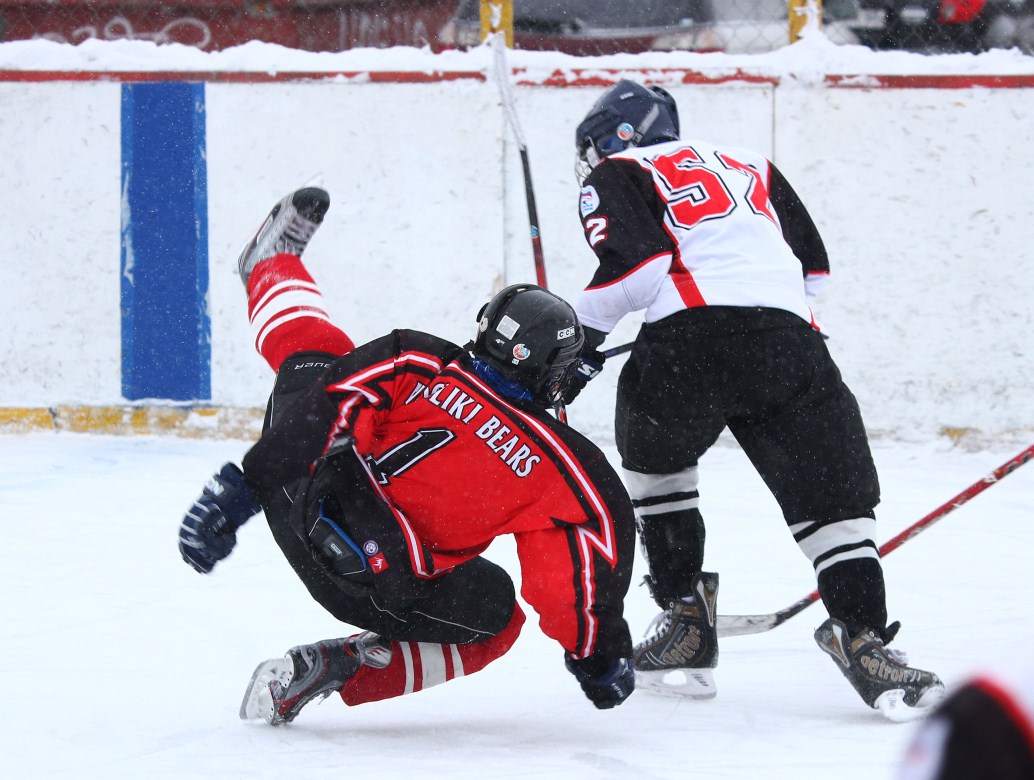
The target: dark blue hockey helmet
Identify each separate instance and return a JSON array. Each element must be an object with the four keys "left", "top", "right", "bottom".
[{"left": 575, "top": 80, "right": 680, "bottom": 181}]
